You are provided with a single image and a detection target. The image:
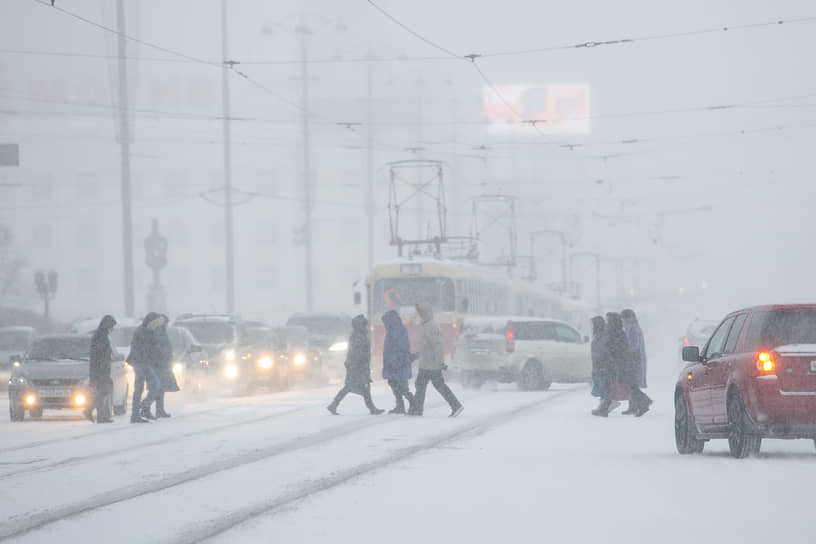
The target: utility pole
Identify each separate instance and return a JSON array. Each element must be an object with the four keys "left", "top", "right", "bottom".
[
  {"left": 366, "top": 48, "right": 375, "bottom": 271},
  {"left": 221, "top": 0, "right": 235, "bottom": 314},
  {"left": 297, "top": 20, "right": 314, "bottom": 312},
  {"left": 116, "top": 0, "right": 134, "bottom": 318}
]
